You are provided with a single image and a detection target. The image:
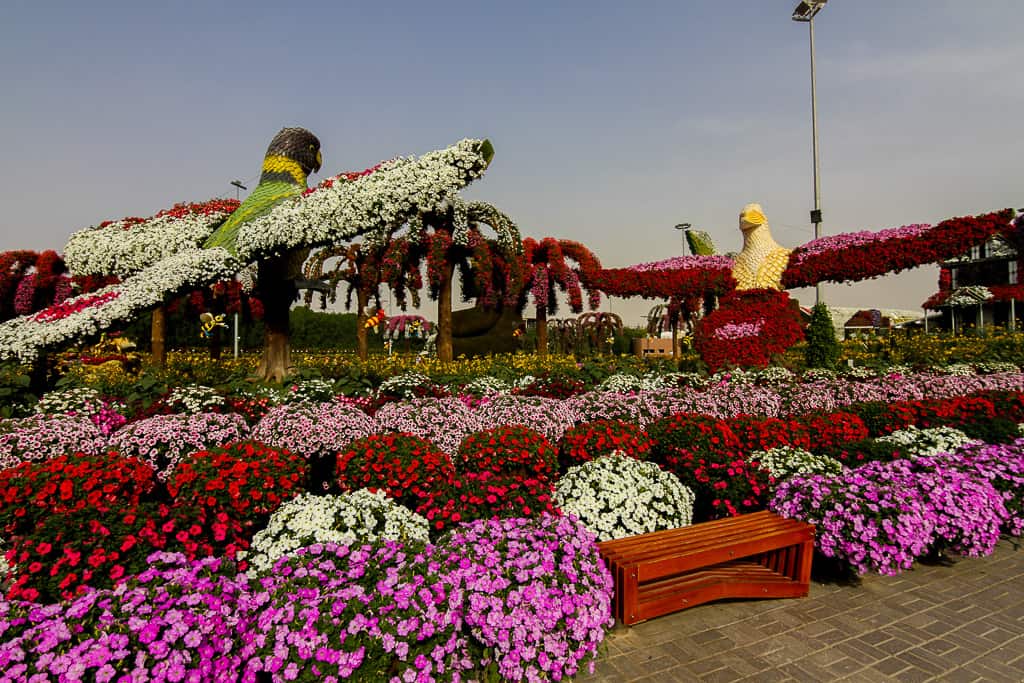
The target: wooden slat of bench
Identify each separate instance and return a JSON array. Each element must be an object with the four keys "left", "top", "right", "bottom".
[
  {"left": 598, "top": 514, "right": 811, "bottom": 564},
  {"left": 631, "top": 560, "right": 811, "bottom": 624},
  {"left": 599, "top": 511, "right": 778, "bottom": 555},
  {"left": 628, "top": 528, "right": 813, "bottom": 581}
]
